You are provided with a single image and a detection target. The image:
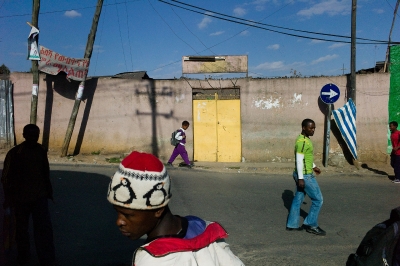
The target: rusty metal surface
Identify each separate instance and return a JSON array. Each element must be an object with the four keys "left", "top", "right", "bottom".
[
  {"left": 0, "top": 80, "right": 14, "bottom": 149},
  {"left": 182, "top": 55, "right": 248, "bottom": 74}
]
